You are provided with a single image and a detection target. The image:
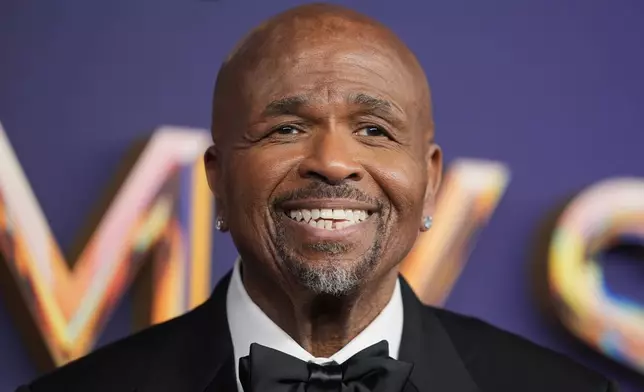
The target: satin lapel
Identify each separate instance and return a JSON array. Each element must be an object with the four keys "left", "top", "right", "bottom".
[
  {"left": 203, "top": 354, "right": 238, "bottom": 392},
  {"left": 139, "top": 273, "right": 237, "bottom": 392},
  {"left": 397, "top": 277, "right": 480, "bottom": 392}
]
